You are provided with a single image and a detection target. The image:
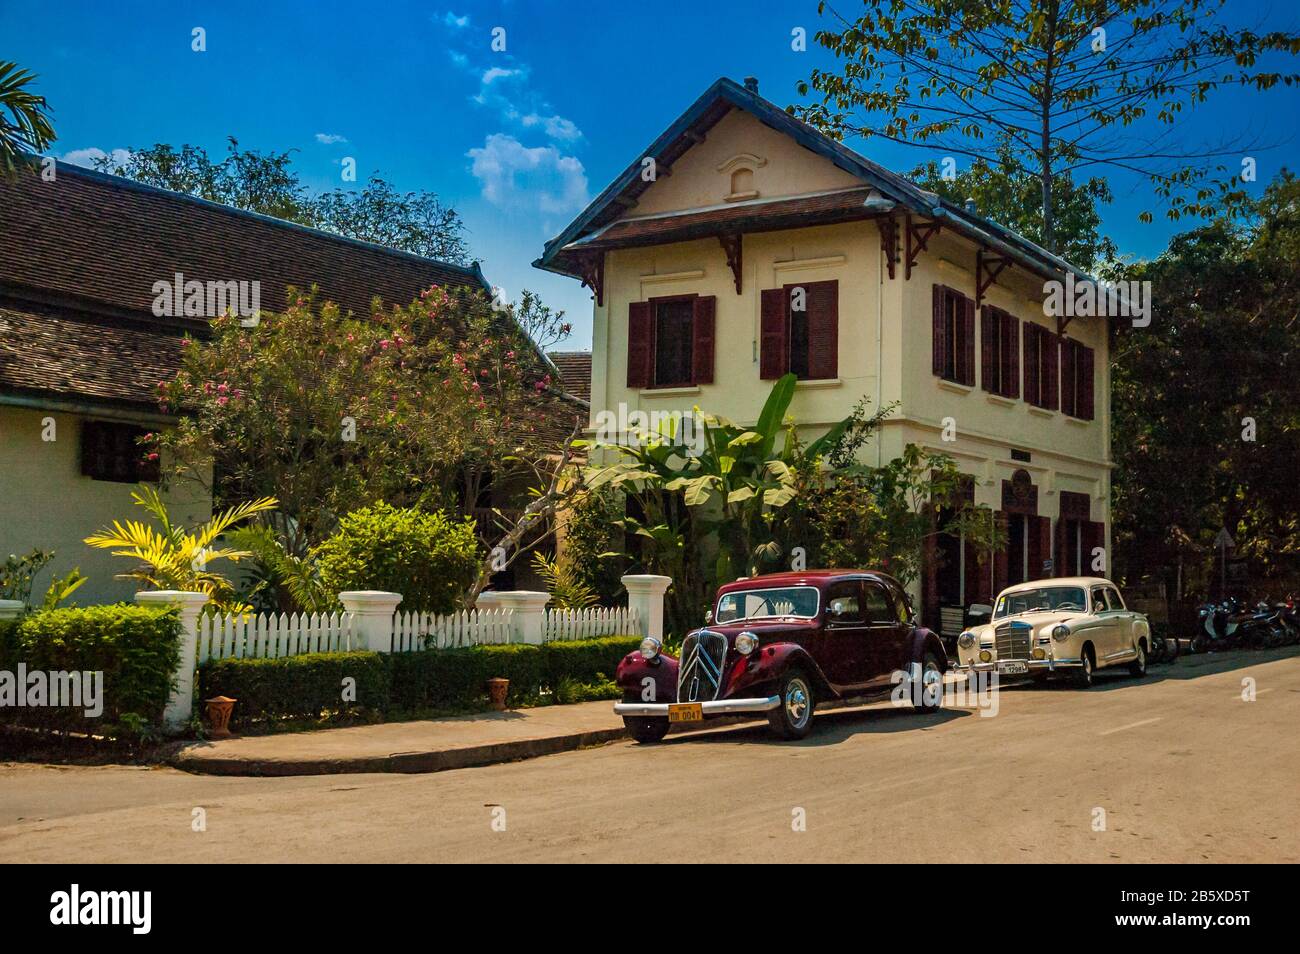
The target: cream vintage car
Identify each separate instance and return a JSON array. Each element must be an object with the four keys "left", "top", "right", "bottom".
[{"left": 955, "top": 577, "right": 1151, "bottom": 687}]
